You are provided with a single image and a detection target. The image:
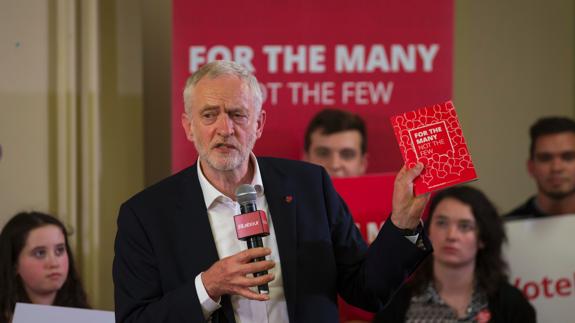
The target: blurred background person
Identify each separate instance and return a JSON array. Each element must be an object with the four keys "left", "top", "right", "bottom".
[
  {"left": 374, "top": 186, "right": 535, "bottom": 323},
  {"left": 304, "top": 108, "right": 368, "bottom": 178},
  {"left": 0, "top": 212, "right": 89, "bottom": 323},
  {"left": 506, "top": 116, "right": 575, "bottom": 219}
]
